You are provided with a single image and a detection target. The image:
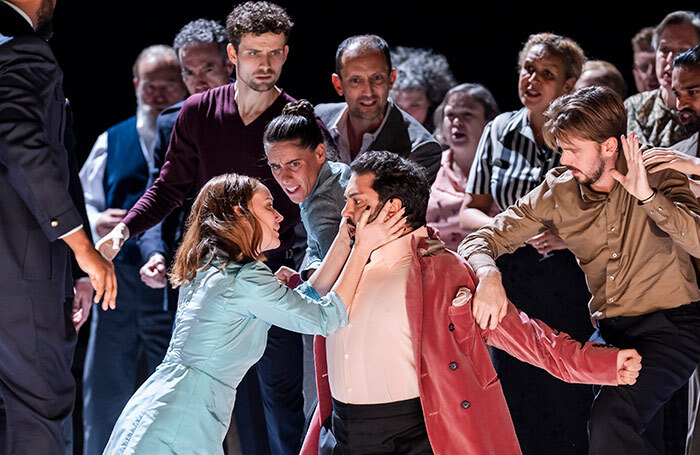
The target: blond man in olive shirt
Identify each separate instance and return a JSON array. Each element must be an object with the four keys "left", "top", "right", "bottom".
[{"left": 459, "top": 86, "right": 700, "bottom": 455}]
